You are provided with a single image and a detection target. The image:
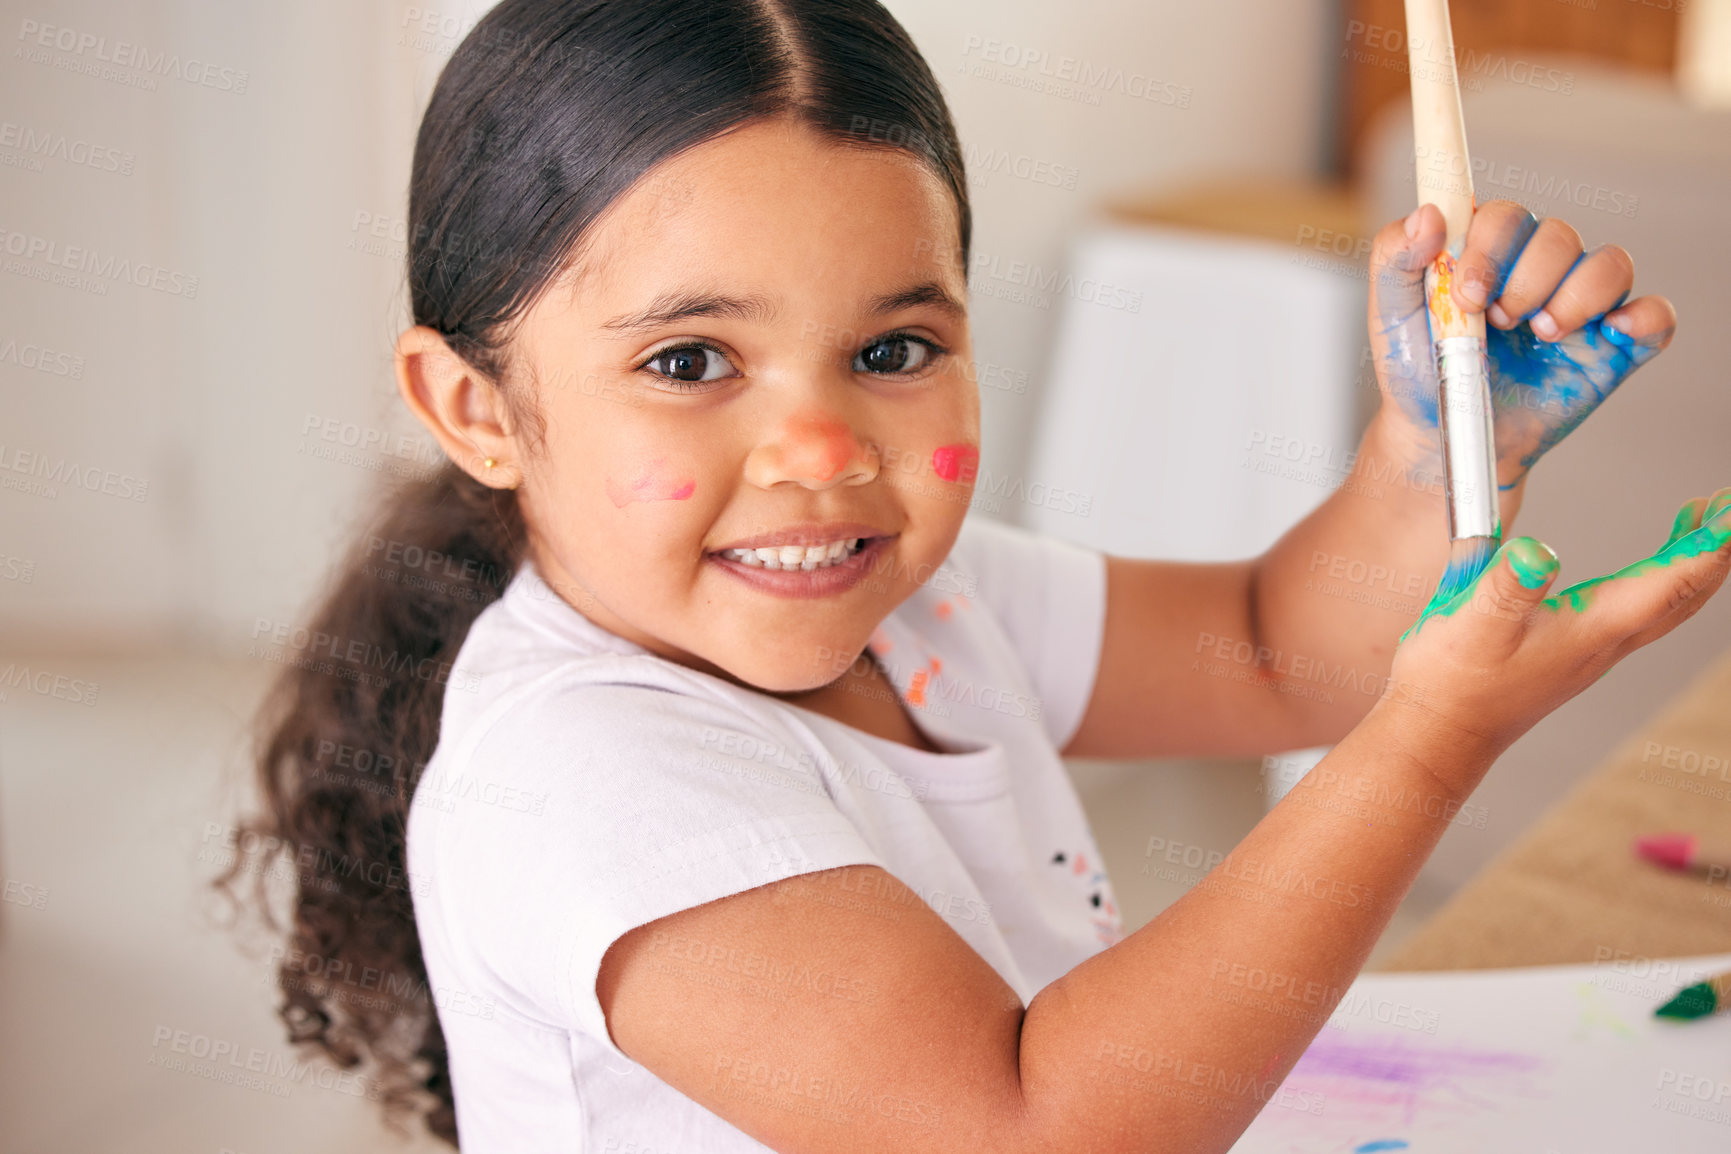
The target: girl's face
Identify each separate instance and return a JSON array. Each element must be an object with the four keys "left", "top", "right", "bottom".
[{"left": 504, "top": 115, "right": 978, "bottom": 694}]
